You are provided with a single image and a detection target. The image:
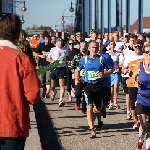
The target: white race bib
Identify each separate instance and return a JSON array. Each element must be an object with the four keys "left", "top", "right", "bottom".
[{"left": 87, "top": 71, "right": 99, "bottom": 80}]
